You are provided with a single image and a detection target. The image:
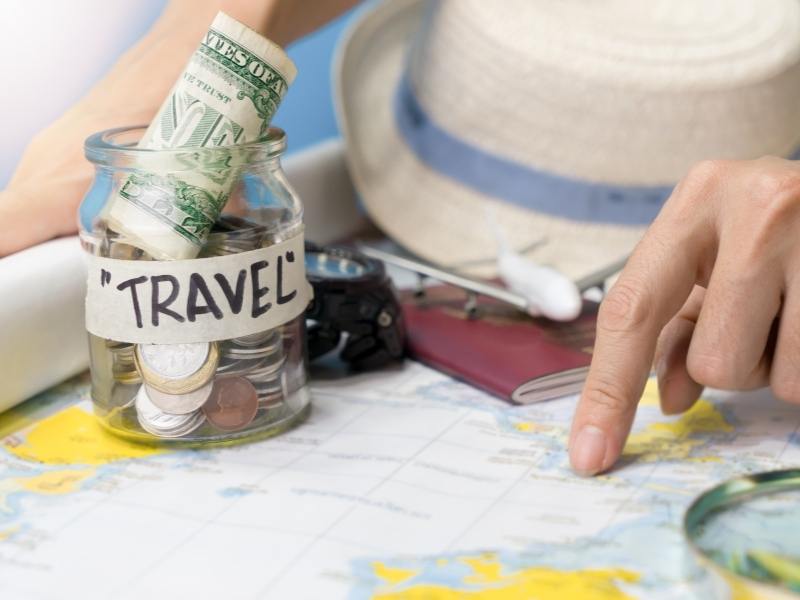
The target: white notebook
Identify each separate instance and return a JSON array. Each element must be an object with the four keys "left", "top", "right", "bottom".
[{"left": 0, "top": 236, "right": 88, "bottom": 412}]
